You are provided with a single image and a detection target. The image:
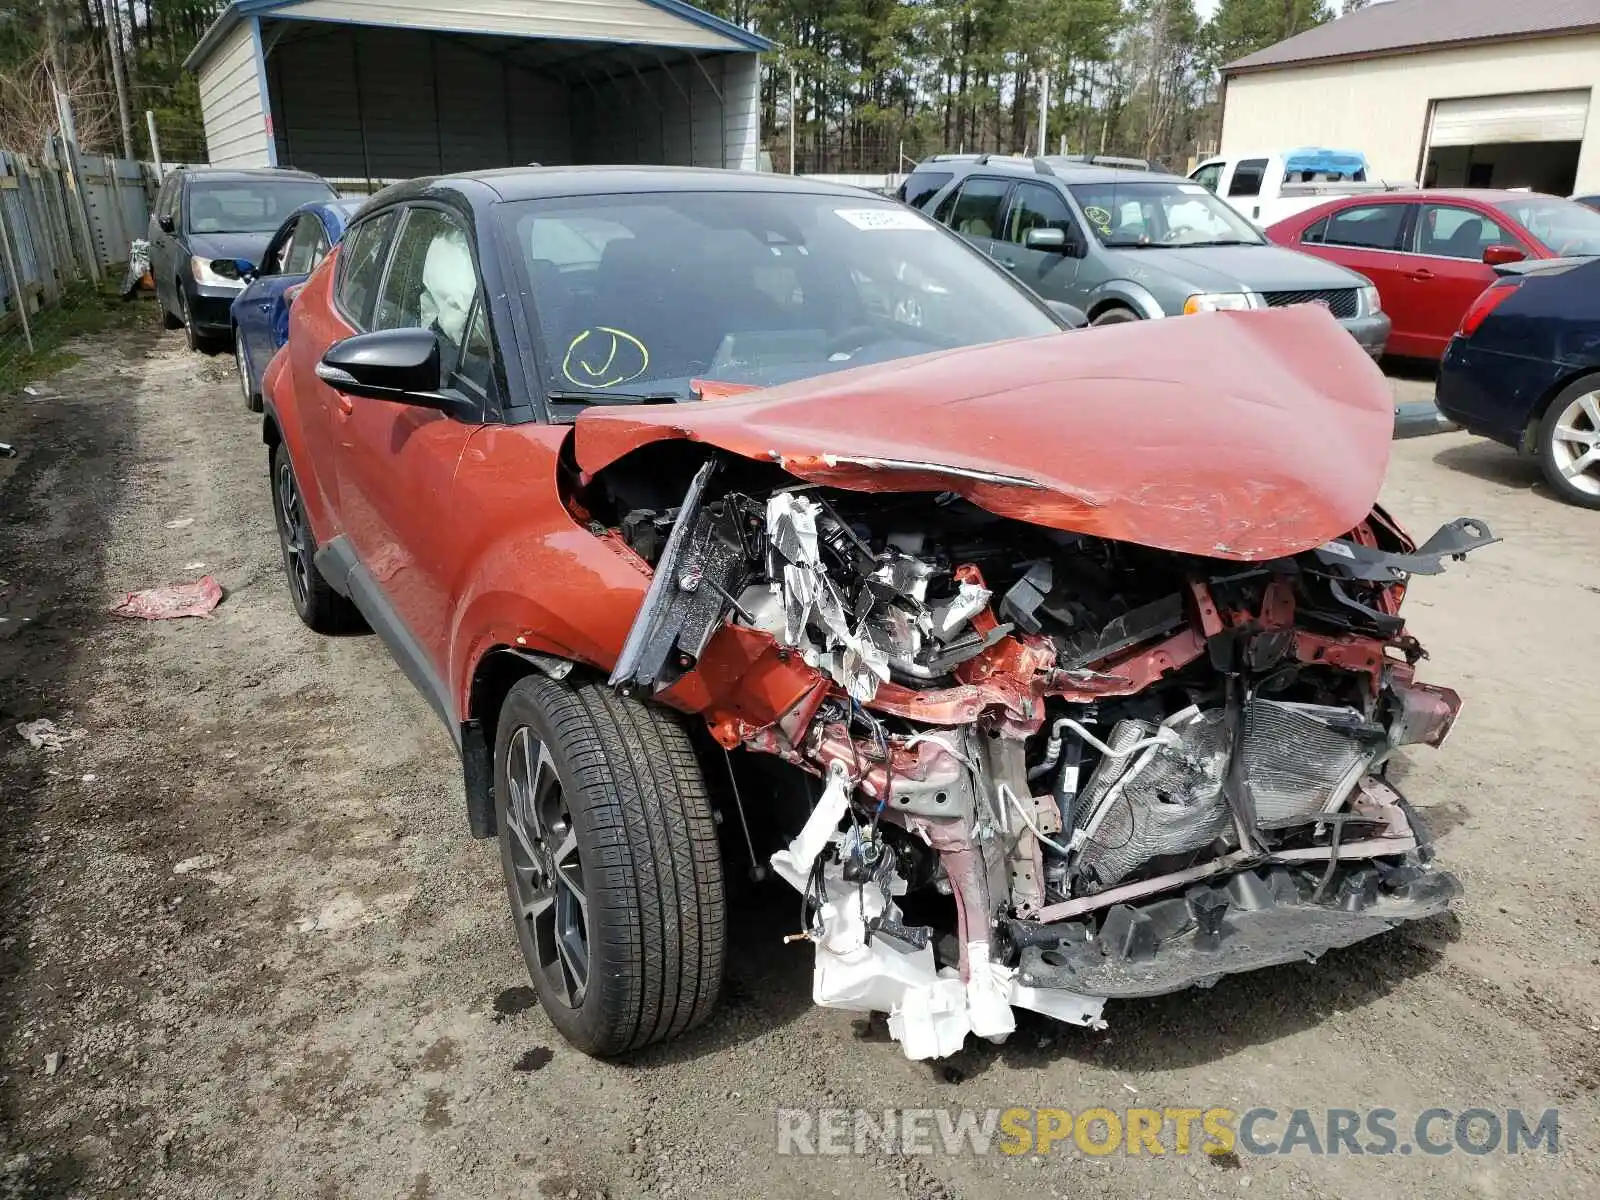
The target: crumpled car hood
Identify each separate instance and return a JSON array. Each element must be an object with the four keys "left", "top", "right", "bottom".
[{"left": 573, "top": 306, "right": 1393, "bottom": 561}]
